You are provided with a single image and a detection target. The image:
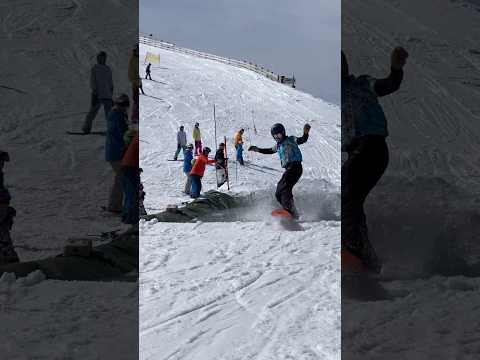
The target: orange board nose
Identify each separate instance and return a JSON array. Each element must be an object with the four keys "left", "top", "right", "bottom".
[{"left": 271, "top": 209, "right": 293, "bottom": 218}]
